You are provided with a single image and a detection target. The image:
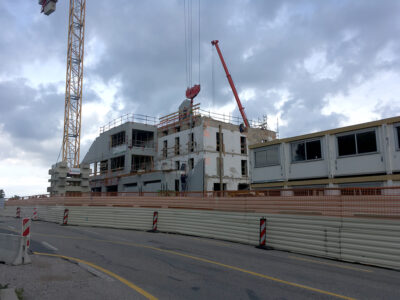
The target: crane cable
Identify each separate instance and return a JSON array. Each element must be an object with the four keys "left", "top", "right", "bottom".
[
  {"left": 211, "top": 44, "right": 215, "bottom": 104},
  {"left": 198, "top": 0, "right": 200, "bottom": 84},
  {"left": 183, "top": 0, "right": 201, "bottom": 89},
  {"left": 183, "top": 0, "right": 188, "bottom": 88}
]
